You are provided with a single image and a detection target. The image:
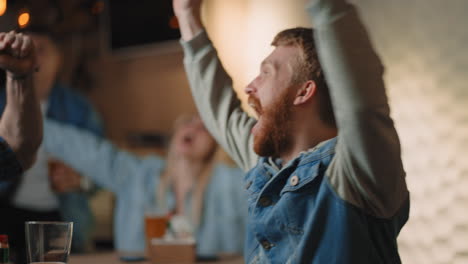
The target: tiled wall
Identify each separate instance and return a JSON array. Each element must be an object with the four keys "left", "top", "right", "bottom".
[{"left": 351, "top": 0, "right": 468, "bottom": 263}]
